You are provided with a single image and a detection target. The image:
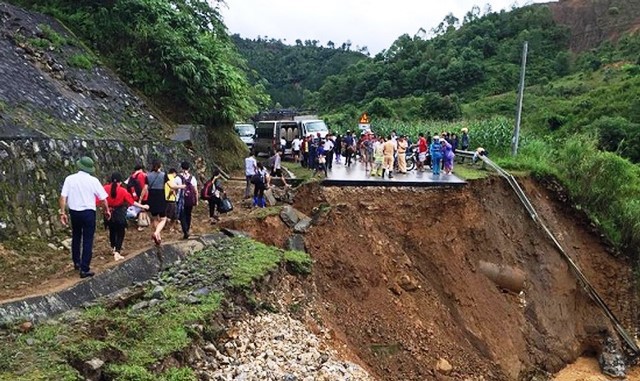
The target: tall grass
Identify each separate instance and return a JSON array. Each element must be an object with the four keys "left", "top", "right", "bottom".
[
  {"left": 501, "top": 135, "right": 640, "bottom": 258},
  {"left": 334, "top": 116, "right": 517, "bottom": 156}
]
